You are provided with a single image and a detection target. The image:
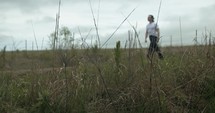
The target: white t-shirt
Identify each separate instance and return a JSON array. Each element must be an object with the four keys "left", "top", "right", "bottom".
[{"left": 146, "top": 22, "right": 159, "bottom": 37}]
